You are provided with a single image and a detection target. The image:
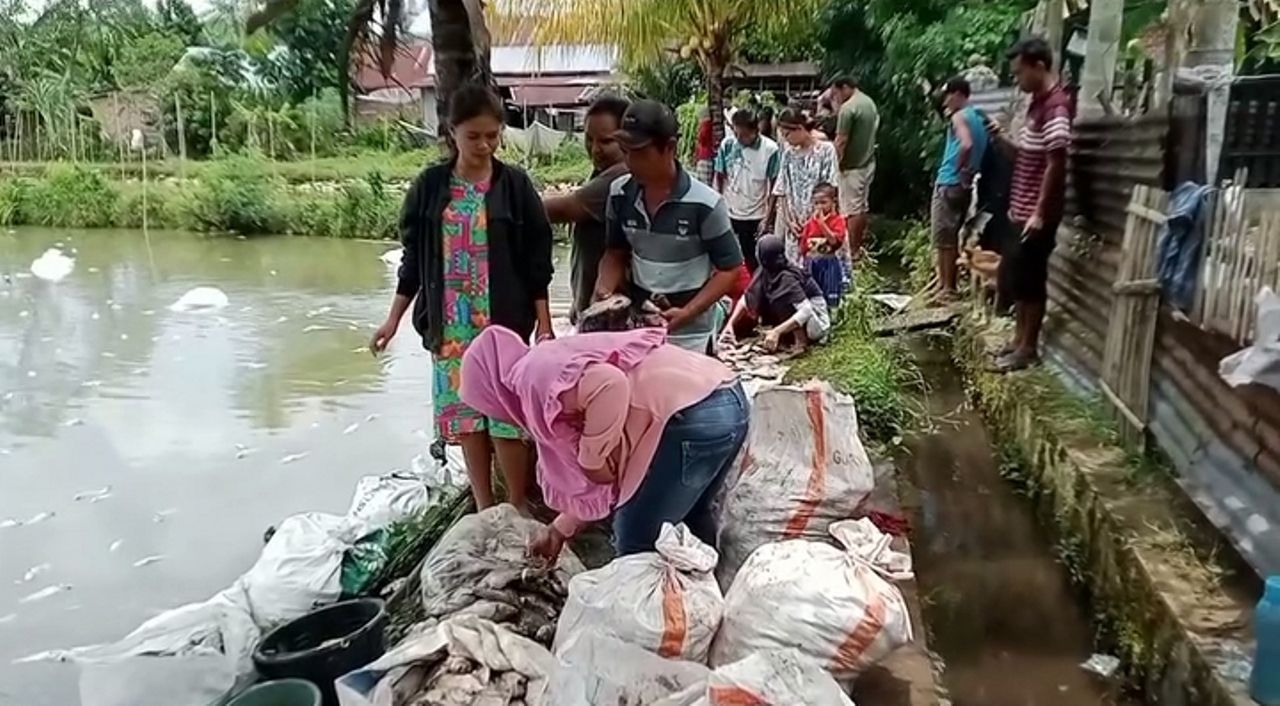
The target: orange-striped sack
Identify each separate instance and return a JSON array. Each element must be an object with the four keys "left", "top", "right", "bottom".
[
  {"left": 709, "top": 536, "right": 913, "bottom": 678},
  {"left": 654, "top": 649, "right": 856, "bottom": 706},
  {"left": 553, "top": 523, "right": 724, "bottom": 663},
  {"left": 715, "top": 382, "right": 875, "bottom": 589}
]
